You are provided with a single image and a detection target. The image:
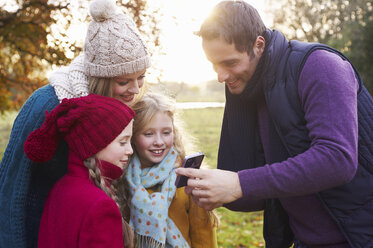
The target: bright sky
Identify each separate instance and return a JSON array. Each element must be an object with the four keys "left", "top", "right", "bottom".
[{"left": 149, "top": 0, "right": 272, "bottom": 85}]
